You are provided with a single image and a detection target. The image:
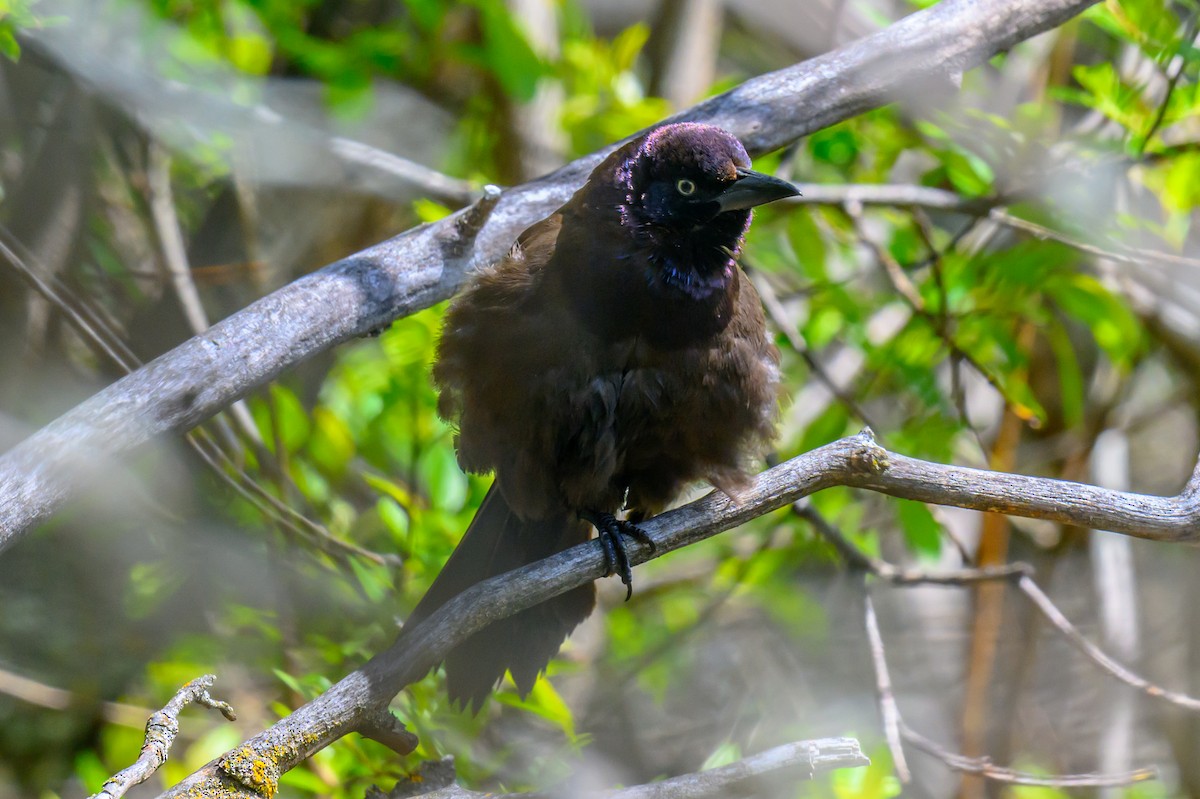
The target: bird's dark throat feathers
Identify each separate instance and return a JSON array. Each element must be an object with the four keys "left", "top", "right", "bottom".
[{"left": 551, "top": 130, "right": 756, "bottom": 350}]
